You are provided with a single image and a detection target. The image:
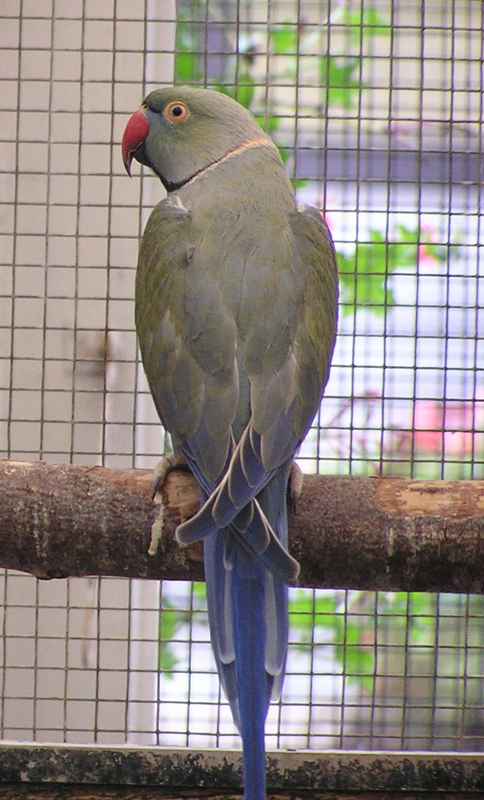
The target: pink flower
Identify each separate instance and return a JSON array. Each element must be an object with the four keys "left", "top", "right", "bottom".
[
  {"left": 418, "top": 224, "right": 442, "bottom": 267},
  {"left": 413, "top": 401, "right": 443, "bottom": 452},
  {"left": 418, "top": 243, "right": 439, "bottom": 266},
  {"left": 414, "top": 398, "right": 484, "bottom": 456}
]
